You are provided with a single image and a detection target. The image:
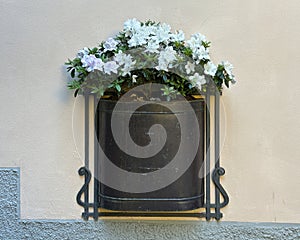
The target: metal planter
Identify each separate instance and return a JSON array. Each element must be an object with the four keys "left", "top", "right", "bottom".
[{"left": 95, "top": 99, "right": 205, "bottom": 211}]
